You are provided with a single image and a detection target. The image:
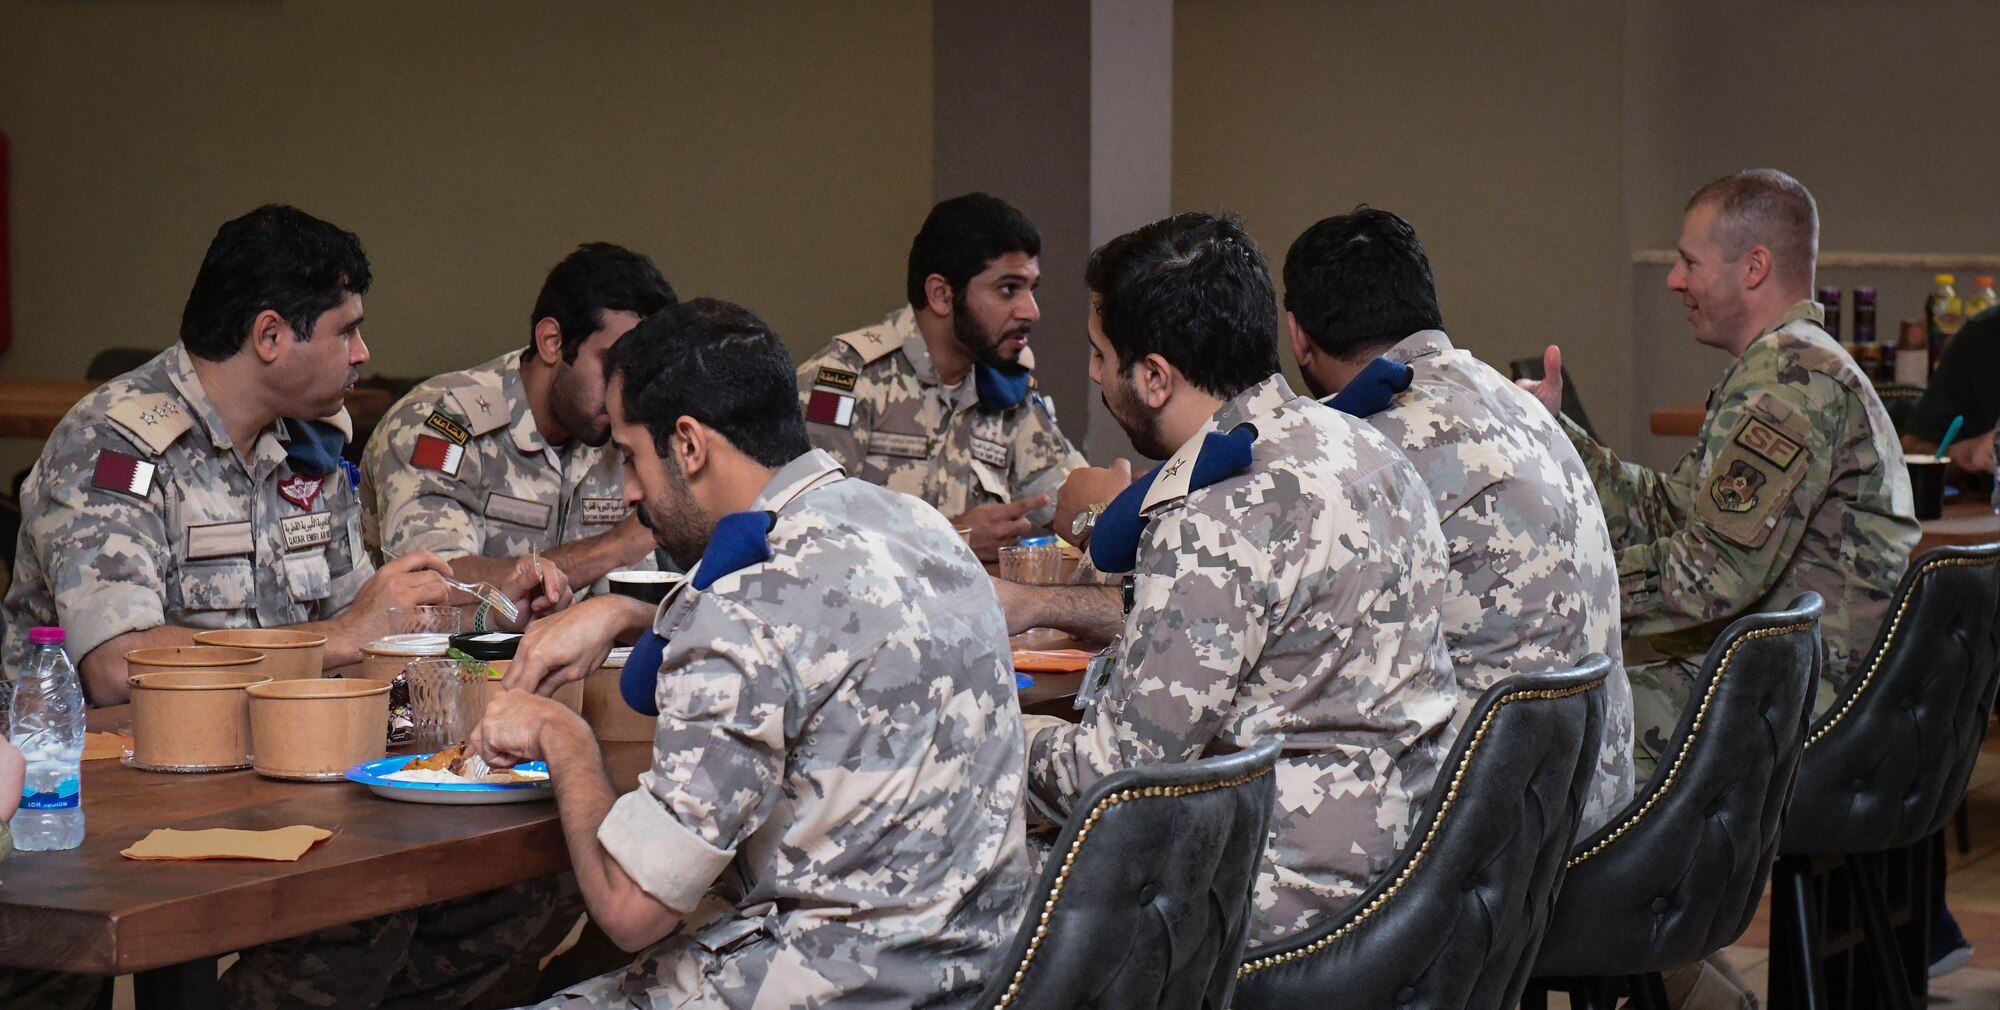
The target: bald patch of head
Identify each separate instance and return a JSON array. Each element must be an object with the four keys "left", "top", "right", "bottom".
[{"left": 1687, "top": 169, "right": 1819, "bottom": 289}]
